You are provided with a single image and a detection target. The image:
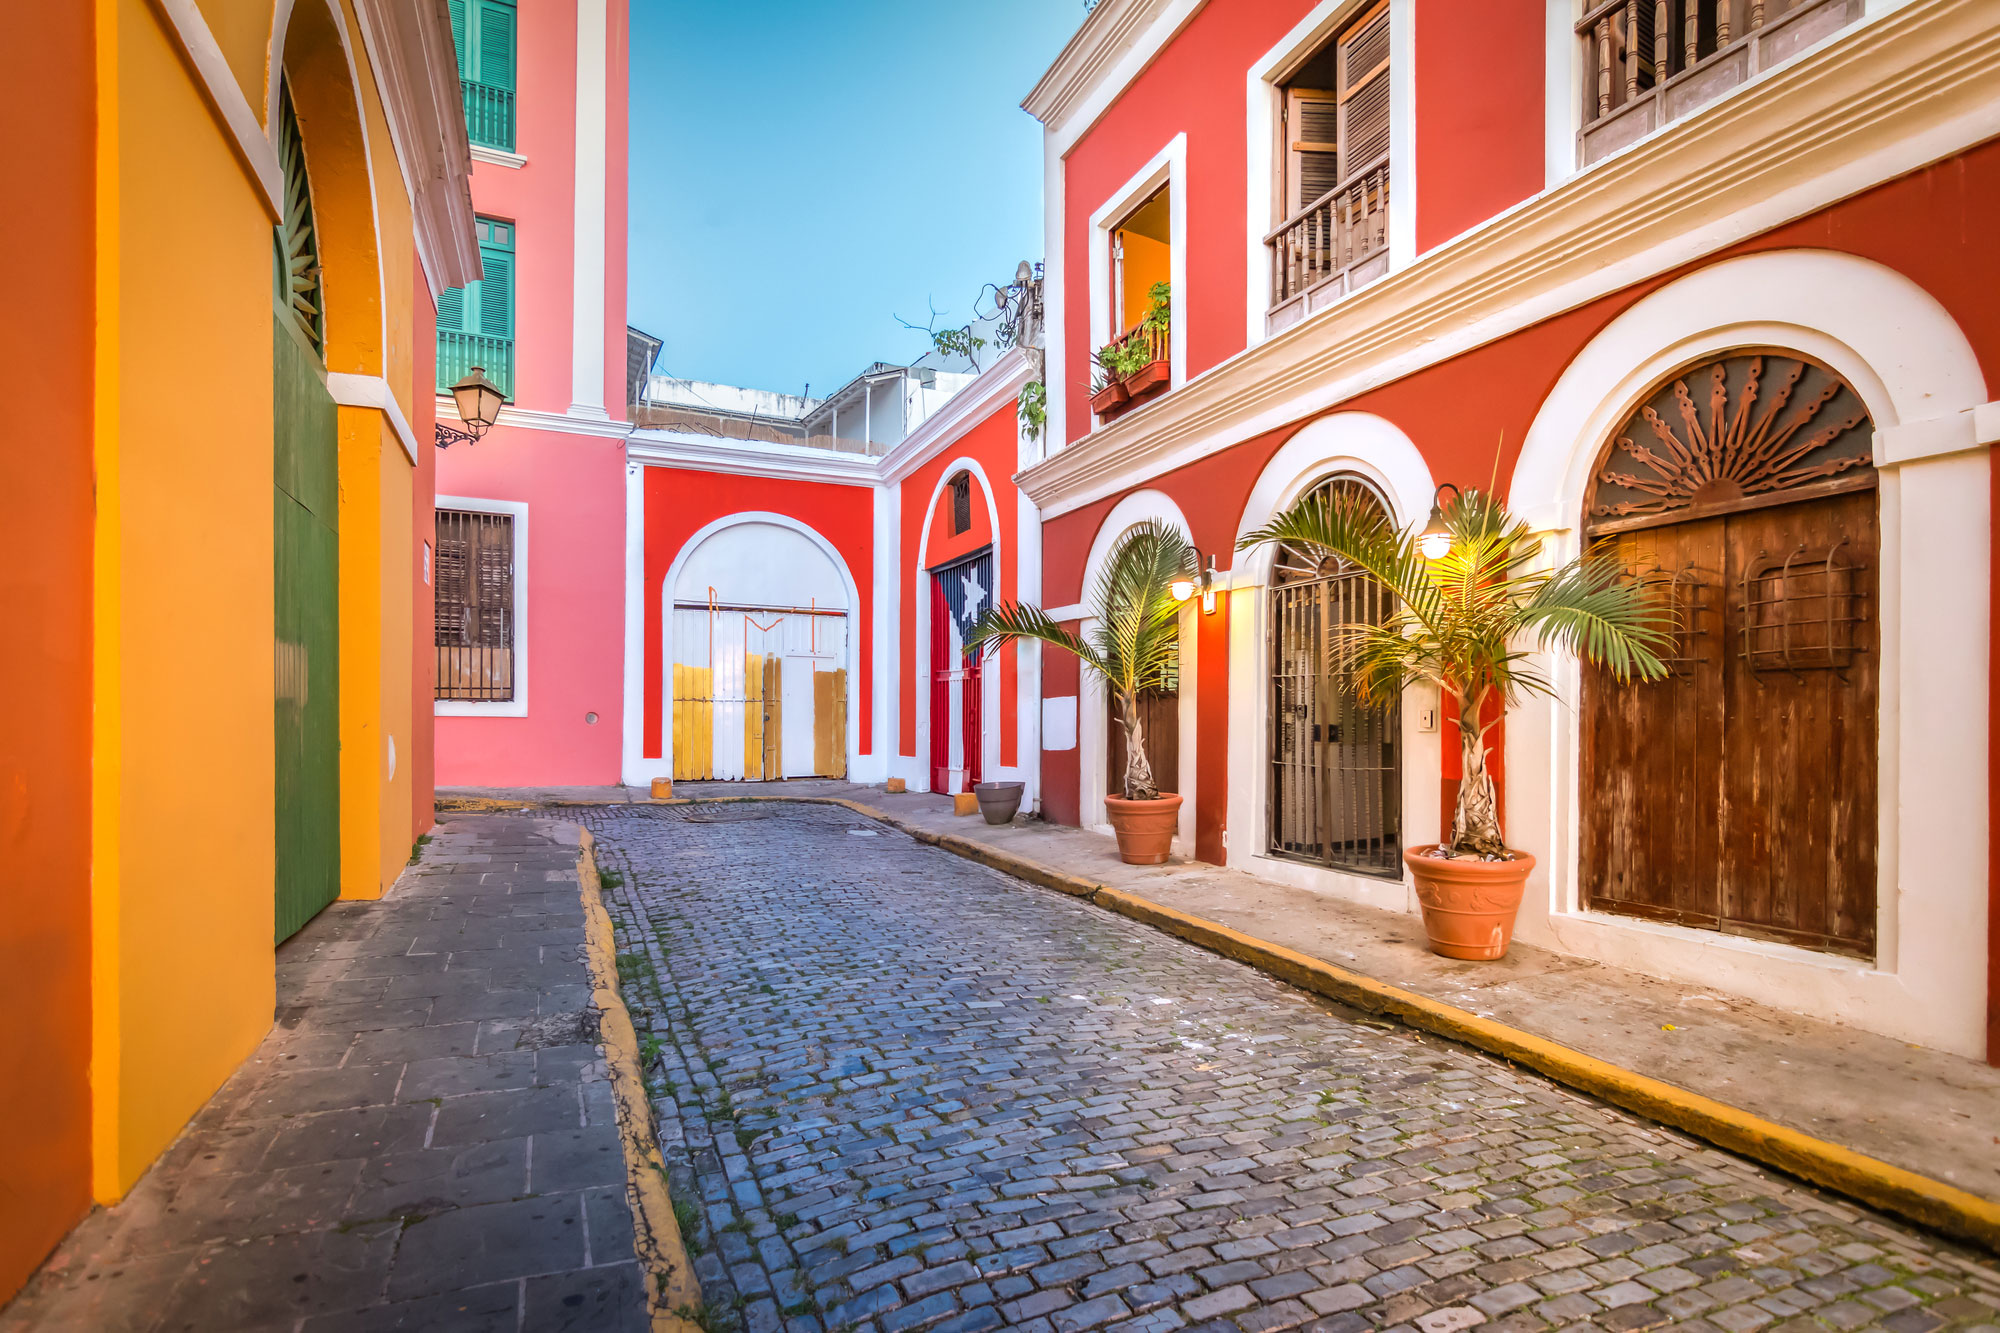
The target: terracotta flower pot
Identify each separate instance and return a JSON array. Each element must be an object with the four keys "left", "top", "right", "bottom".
[
  {"left": 975, "top": 781, "right": 1024, "bottom": 825},
  {"left": 1402, "top": 845, "right": 1537, "bottom": 960},
  {"left": 1124, "top": 359, "right": 1169, "bottom": 399},
  {"left": 1104, "top": 793, "right": 1182, "bottom": 865},
  {"left": 1090, "top": 381, "right": 1130, "bottom": 415}
]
